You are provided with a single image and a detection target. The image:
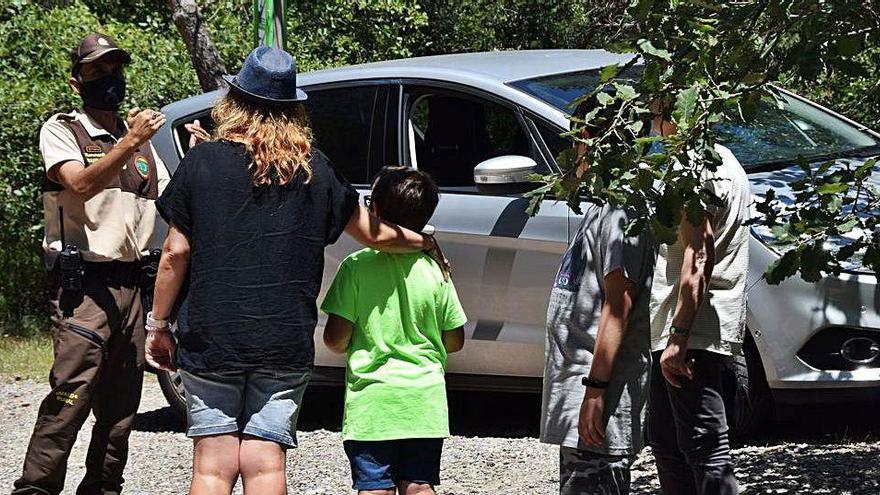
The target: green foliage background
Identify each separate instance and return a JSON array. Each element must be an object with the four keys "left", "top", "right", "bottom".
[{"left": 0, "top": 0, "right": 876, "bottom": 334}]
